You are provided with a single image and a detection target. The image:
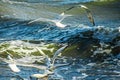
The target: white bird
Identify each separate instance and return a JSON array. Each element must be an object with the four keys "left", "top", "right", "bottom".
[
  {"left": 8, "top": 63, "right": 20, "bottom": 72},
  {"left": 28, "top": 14, "right": 71, "bottom": 28},
  {"left": 31, "top": 73, "right": 48, "bottom": 78},
  {"left": 31, "top": 45, "right": 68, "bottom": 79},
  {"left": 7, "top": 55, "right": 21, "bottom": 72},
  {"left": 51, "top": 44, "right": 68, "bottom": 65},
  {"left": 61, "top": 5, "right": 95, "bottom": 26},
  {"left": 30, "top": 69, "right": 53, "bottom": 79}
]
